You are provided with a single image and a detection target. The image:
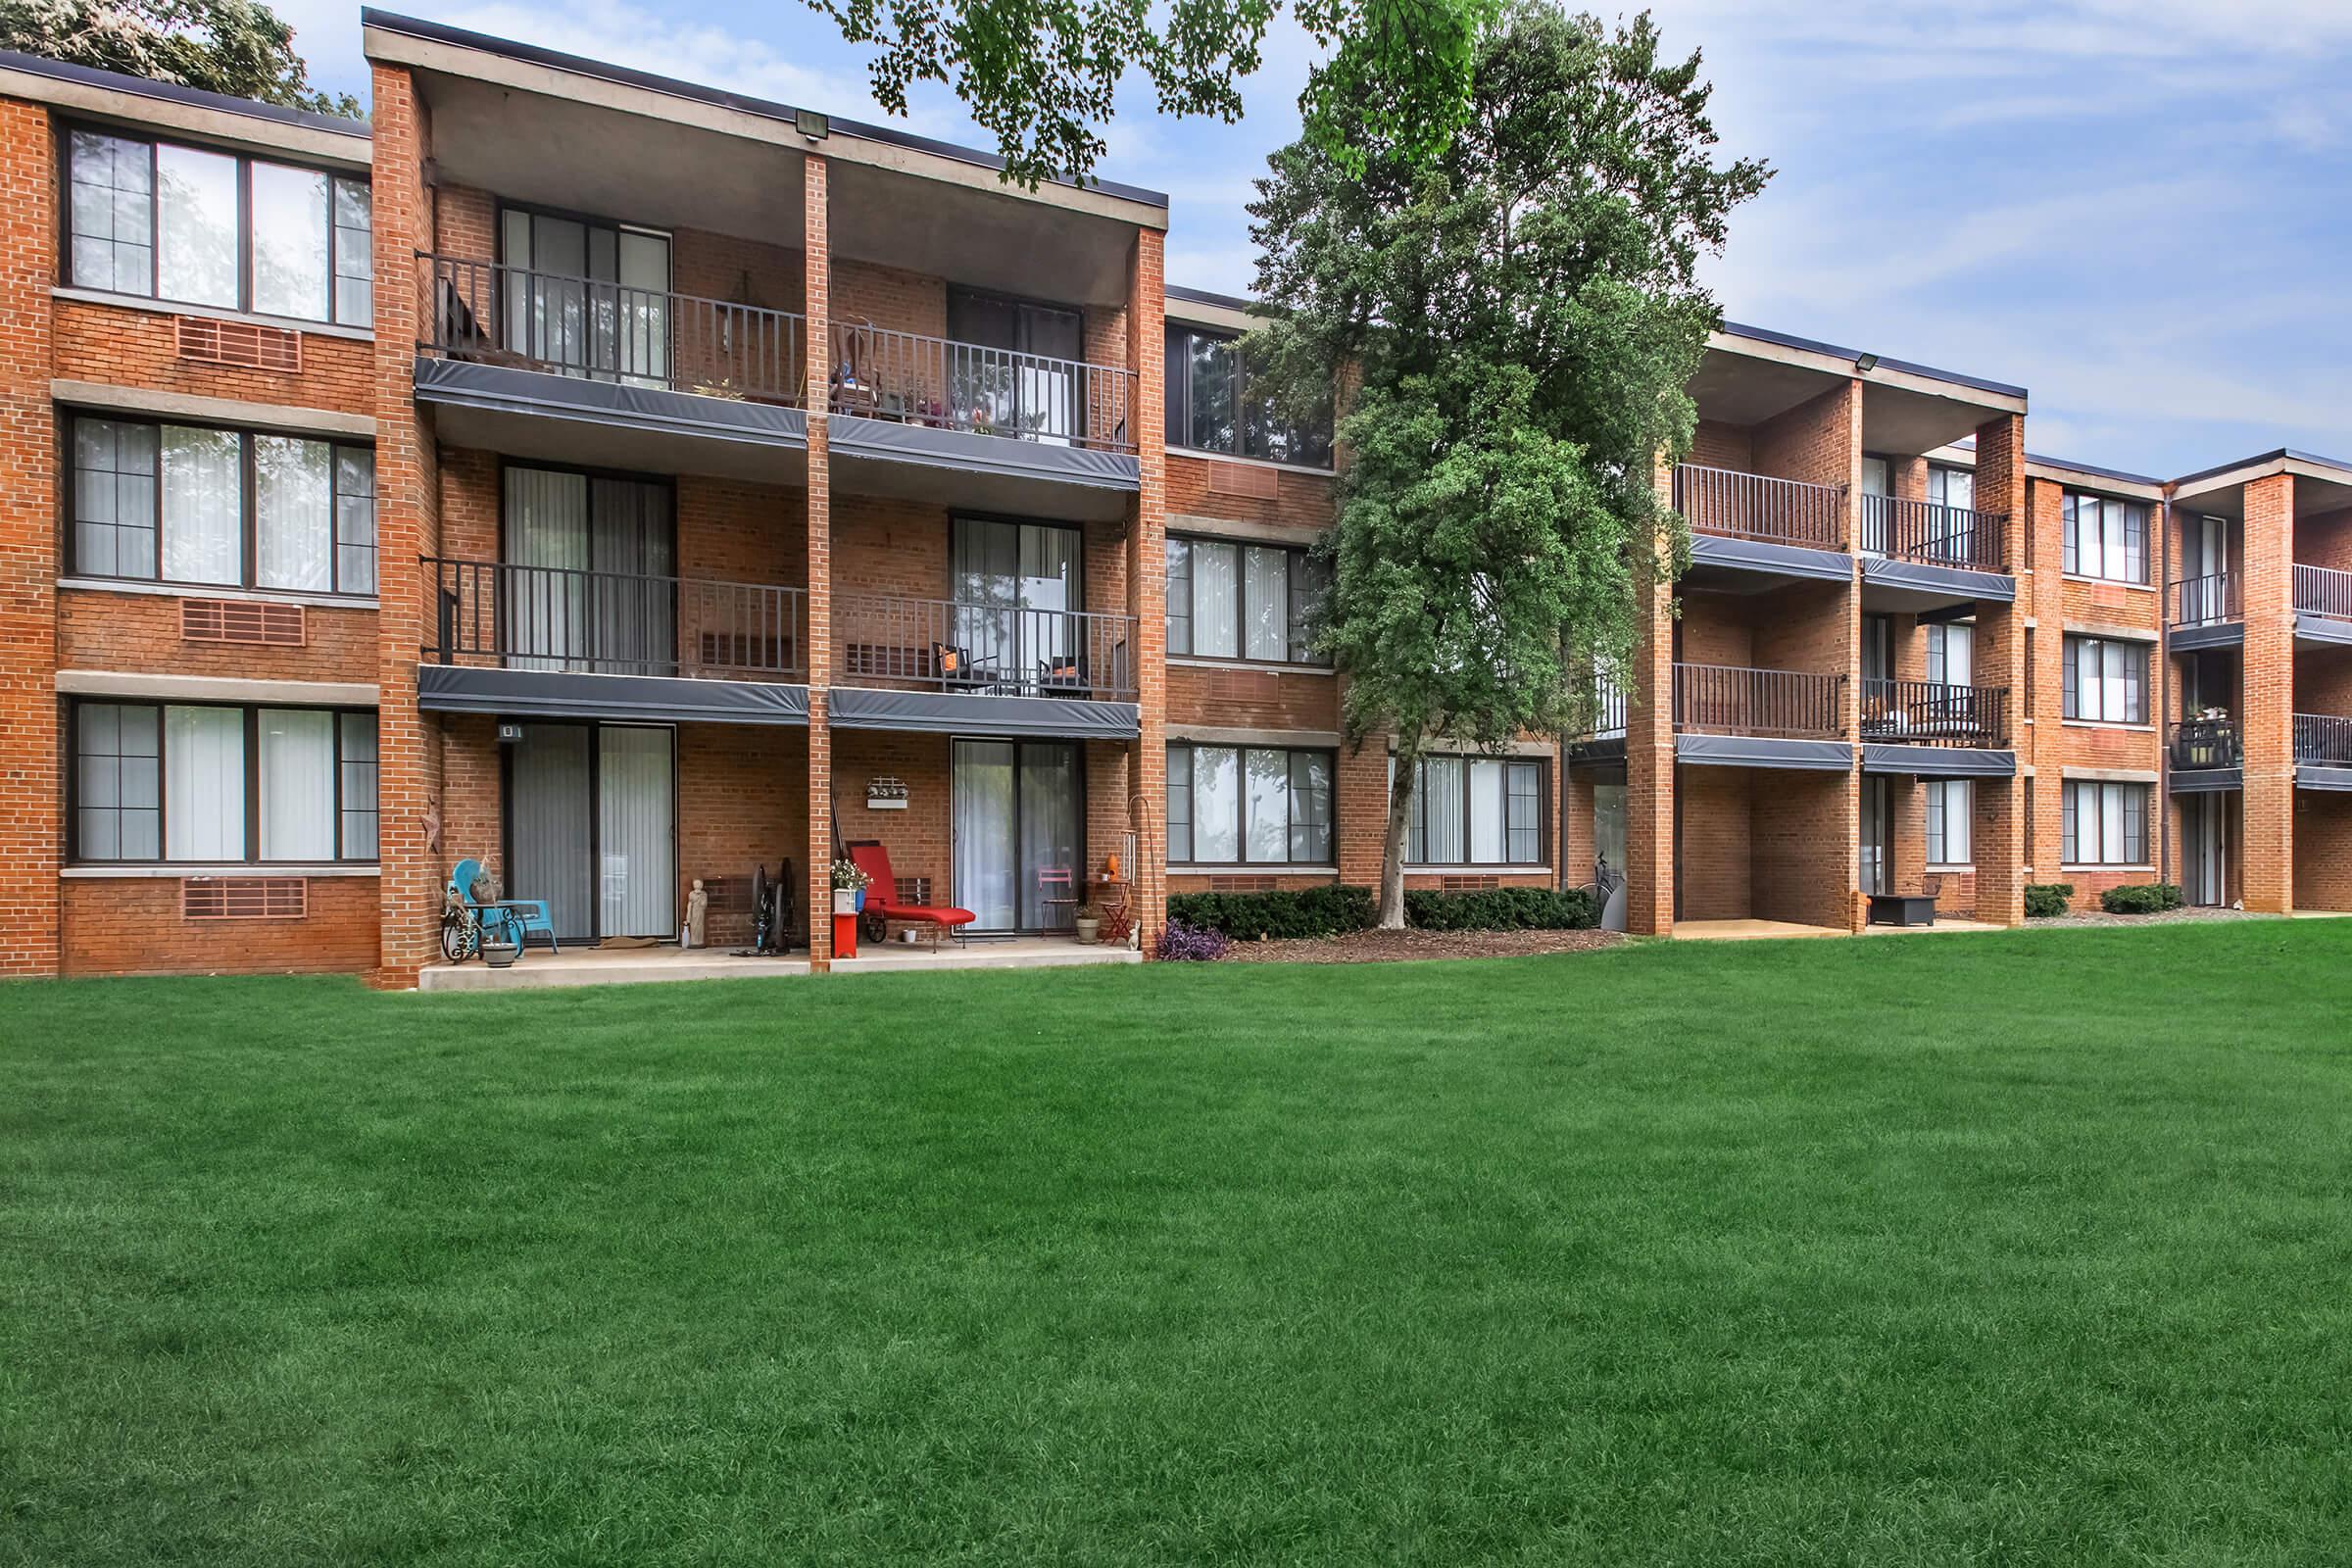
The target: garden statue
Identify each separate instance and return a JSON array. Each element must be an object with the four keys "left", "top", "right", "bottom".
[{"left": 685, "top": 879, "right": 709, "bottom": 949}]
